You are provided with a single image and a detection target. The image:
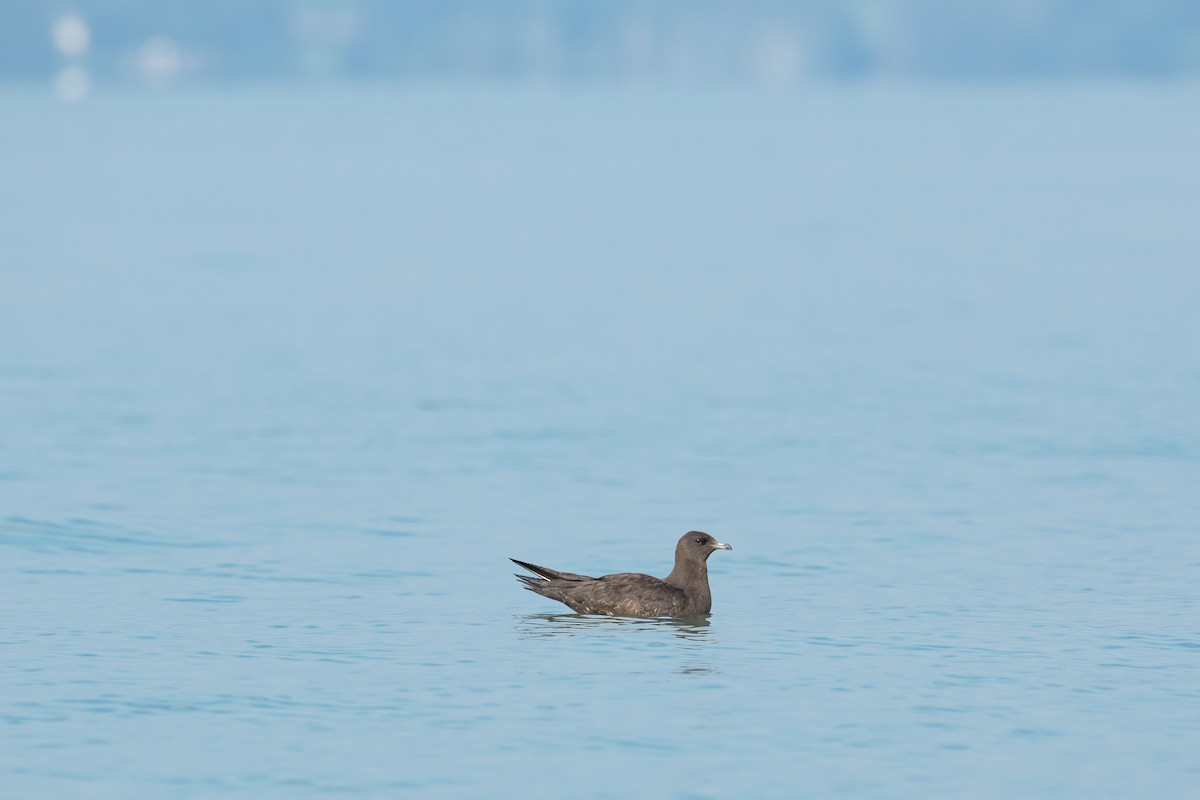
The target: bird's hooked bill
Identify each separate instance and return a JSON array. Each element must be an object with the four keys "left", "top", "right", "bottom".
[{"left": 712, "top": 541, "right": 732, "bottom": 551}]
